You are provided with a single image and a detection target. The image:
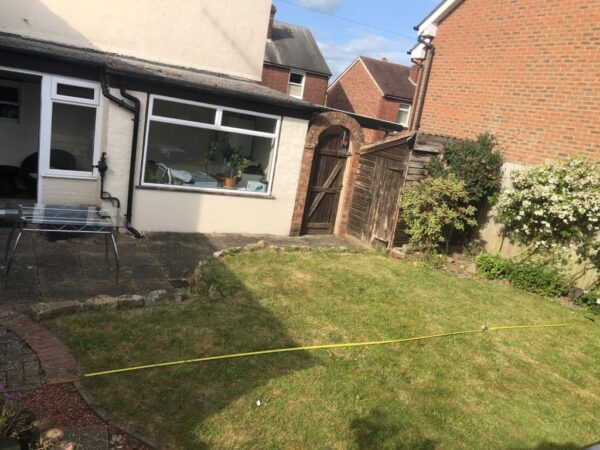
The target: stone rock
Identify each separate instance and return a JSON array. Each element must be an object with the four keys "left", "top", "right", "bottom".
[
  {"left": 30, "top": 301, "right": 82, "bottom": 321},
  {"left": 223, "top": 246, "right": 242, "bottom": 255},
  {"left": 208, "top": 285, "right": 222, "bottom": 301},
  {"left": 244, "top": 241, "right": 266, "bottom": 251},
  {"left": 189, "top": 261, "right": 206, "bottom": 293},
  {"left": 288, "top": 245, "right": 311, "bottom": 252},
  {"left": 116, "top": 294, "right": 145, "bottom": 310},
  {"left": 86, "top": 296, "right": 118, "bottom": 311},
  {"left": 400, "top": 243, "right": 418, "bottom": 254},
  {"left": 464, "top": 262, "right": 478, "bottom": 274},
  {"left": 390, "top": 247, "right": 407, "bottom": 259},
  {"left": 337, "top": 246, "right": 348, "bottom": 252},
  {"left": 145, "top": 289, "right": 170, "bottom": 306},
  {"left": 173, "top": 287, "right": 189, "bottom": 303},
  {"left": 213, "top": 250, "right": 225, "bottom": 258}
]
